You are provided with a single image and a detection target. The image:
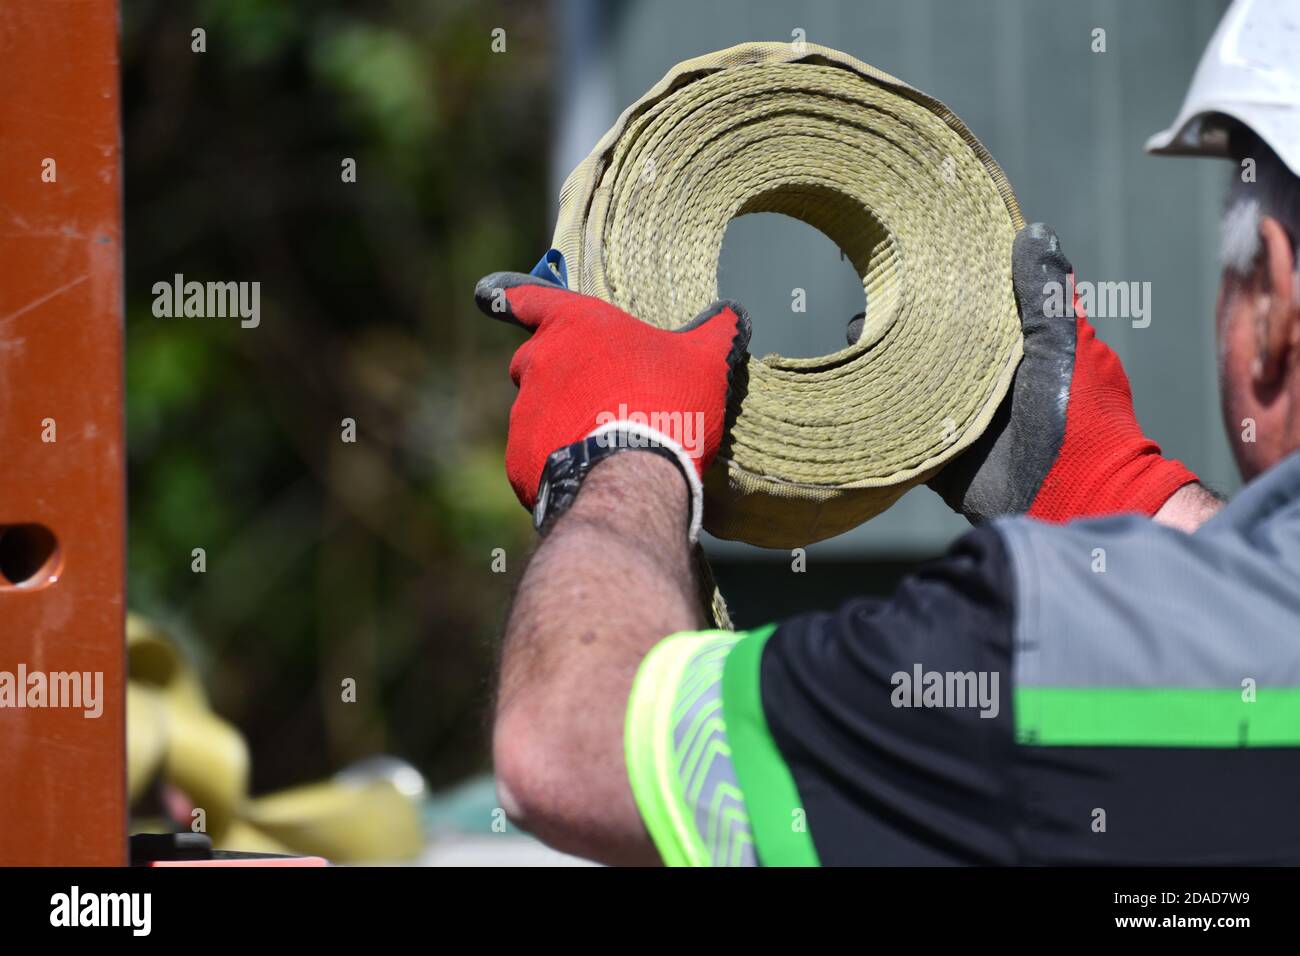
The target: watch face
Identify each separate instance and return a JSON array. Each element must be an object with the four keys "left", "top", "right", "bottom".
[{"left": 533, "top": 479, "right": 550, "bottom": 529}]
